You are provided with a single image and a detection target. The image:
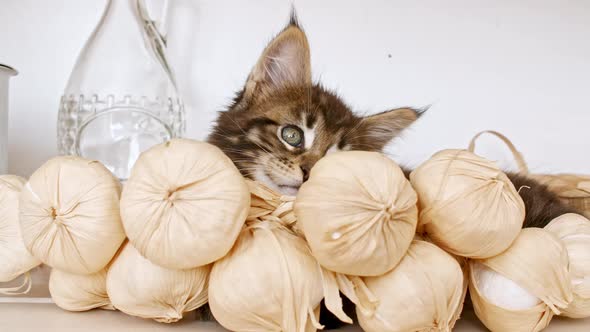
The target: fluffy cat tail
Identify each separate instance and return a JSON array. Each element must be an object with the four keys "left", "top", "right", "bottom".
[{"left": 507, "top": 172, "right": 579, "bottom": 228}]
